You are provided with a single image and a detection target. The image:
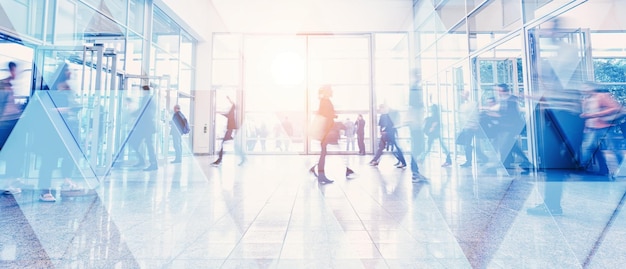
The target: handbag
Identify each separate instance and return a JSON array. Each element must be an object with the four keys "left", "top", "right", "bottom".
[
  {"left": 326, "top": 122, "right": 341, "bottom": 145},
  {"left": 309, "top": 114, "right": 330, "bottom": 141}
]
